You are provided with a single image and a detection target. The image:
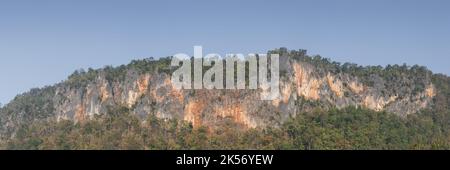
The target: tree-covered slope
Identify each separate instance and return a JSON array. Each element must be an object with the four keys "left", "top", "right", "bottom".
[{"left": 1, "top": 48, "right": 449, "bottom": 149}]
